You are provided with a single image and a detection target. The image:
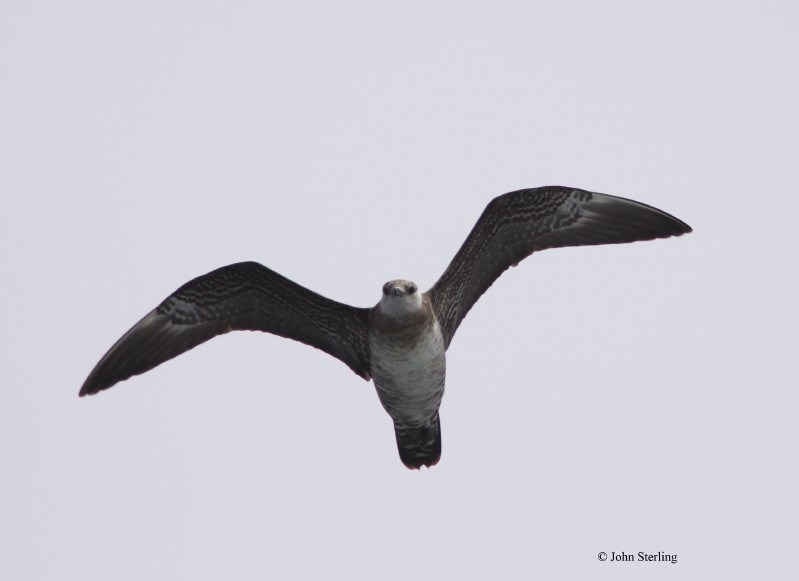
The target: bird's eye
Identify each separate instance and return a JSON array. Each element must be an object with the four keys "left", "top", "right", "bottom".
[
  {"left": 383, "top": 283, "right": 391, "bottom": 295},
  {"left": 407, "top": 283, "right": 417, "bottom": 294}
]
